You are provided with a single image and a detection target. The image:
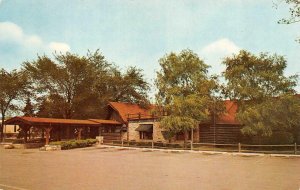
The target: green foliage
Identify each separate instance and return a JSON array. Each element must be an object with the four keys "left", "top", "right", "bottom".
[
  {"left": 250, "top": 132, "right": 294, "bottom": 145},
  {"left": 23, "top": 50, "right": 149, "bottom": 119},
  {"left": 22, "top": 97, "right": 35, "bottom": 116},
  {"left": 275, "top": 0, "right": 300, "bottom": 42},
  {"left": 107, "top": 66, "right": 150, "bottom": 105},
  {"left": 49, "top": 139, "right": 97, "bottom": 150},
  {"left": 223, "top": 51, "right": 299, "bottom": 142},
  {"left": 0, "top": 68, "right": 30, "bottom": 140},
  {"left": 223, "top": 50, "right": 297, "bottom": 105},
  {"left": 155, "top": 49, "right": 224, "bottom": 143},
  {"left": 239, "top": 95, "right": 300, "bottom": 140},
  {"left": 277, "top": 0, "right": 300, "bottom": 24}
]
